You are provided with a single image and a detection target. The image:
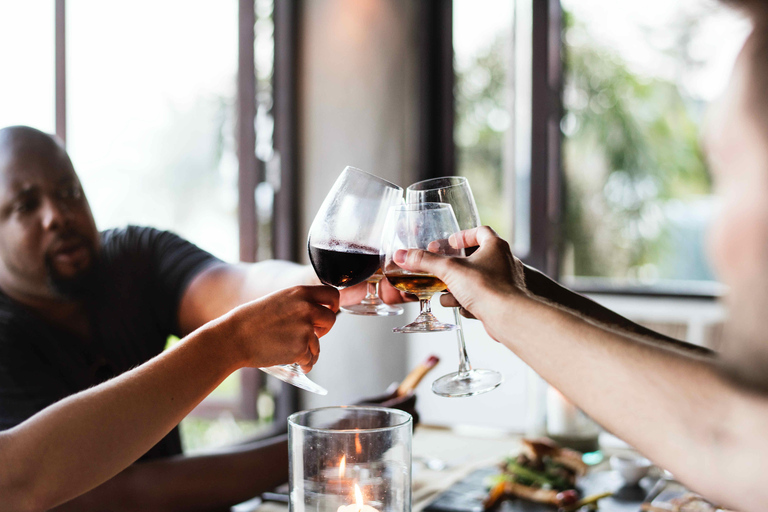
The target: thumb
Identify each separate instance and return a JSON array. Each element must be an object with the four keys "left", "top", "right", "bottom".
[{"left": 393, "top": 248, "right": 449, "bottom": 277}]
